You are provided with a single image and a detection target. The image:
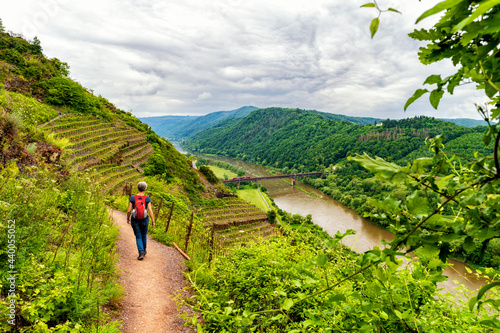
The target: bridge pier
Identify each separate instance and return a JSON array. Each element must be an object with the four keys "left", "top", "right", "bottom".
[
  {"left": 237, "top": 181, "right": 240, "bottom": 189},
  {"left": 291, "top": 177, "right": 296, "bottom": 186}
]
